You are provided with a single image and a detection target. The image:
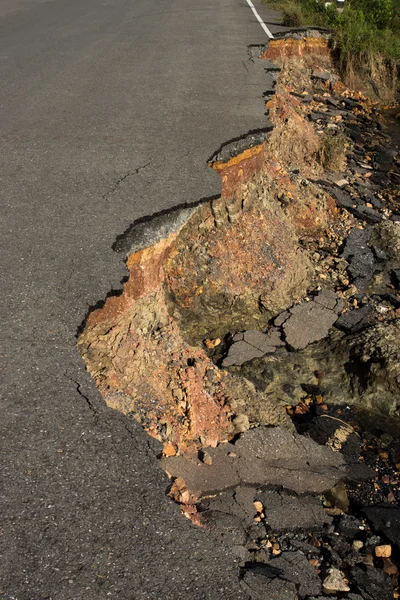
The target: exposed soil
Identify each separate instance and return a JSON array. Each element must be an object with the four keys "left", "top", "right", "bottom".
[{"left": 77, "top": 27, "right": 400, "bottom": 600}]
